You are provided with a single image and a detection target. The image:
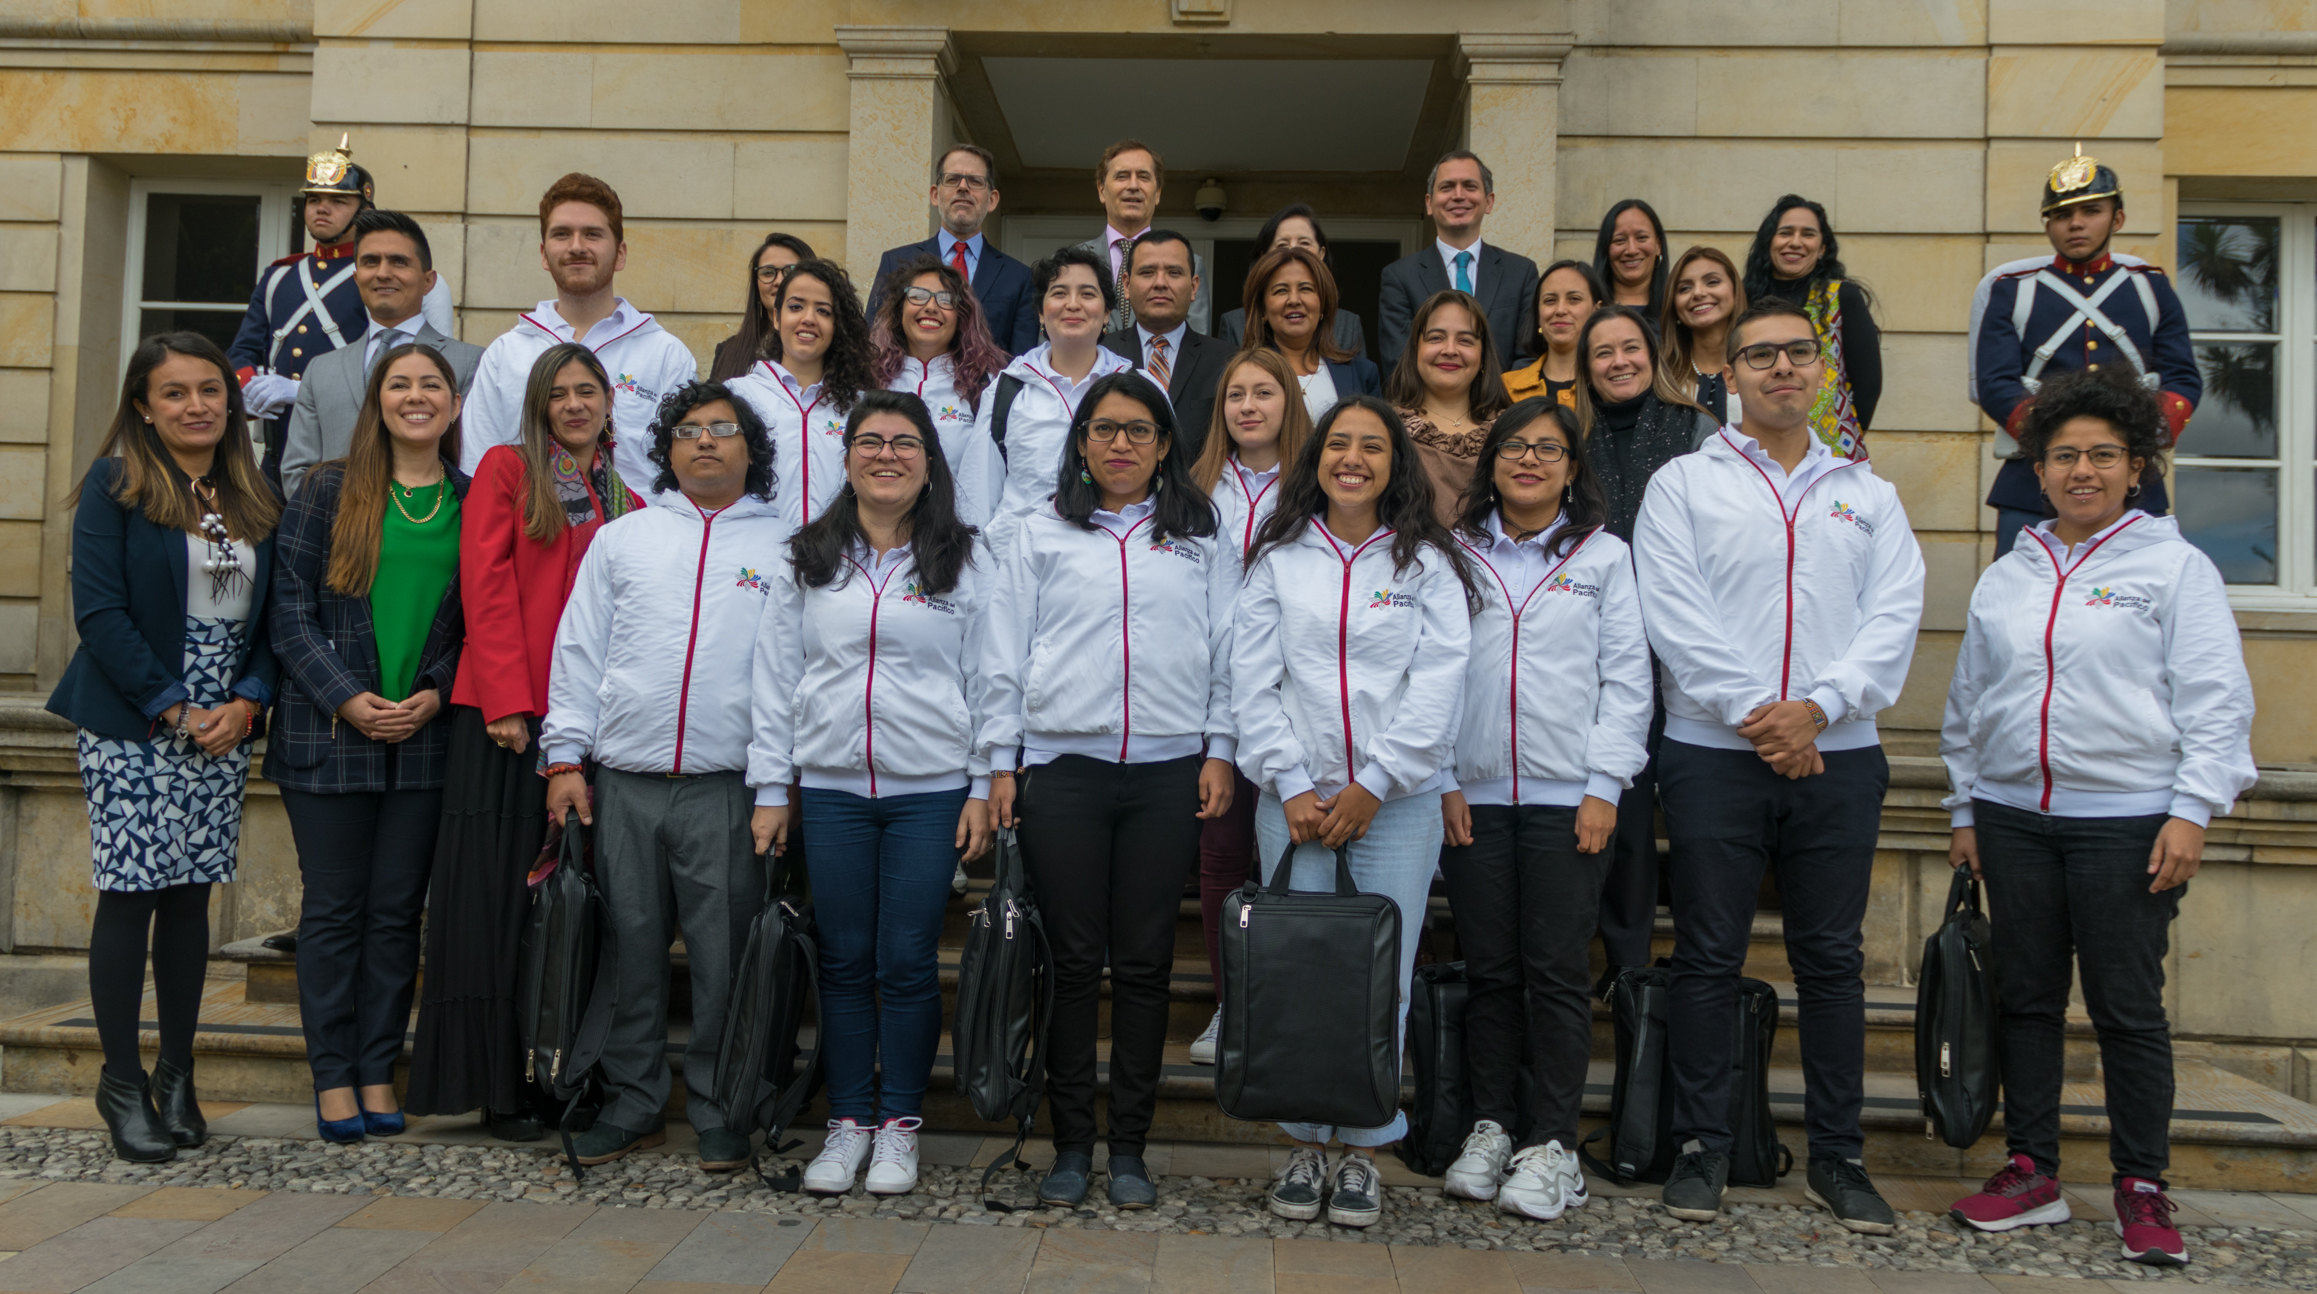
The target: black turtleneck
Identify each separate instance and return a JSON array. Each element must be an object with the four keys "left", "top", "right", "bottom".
[{"left": 1590, "top": 390, "right": 1710, "bottom": 542}]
